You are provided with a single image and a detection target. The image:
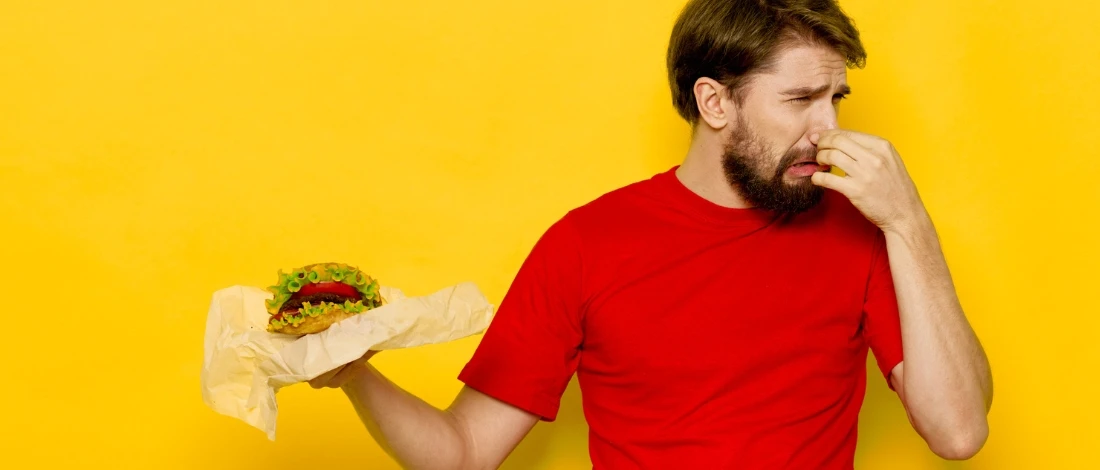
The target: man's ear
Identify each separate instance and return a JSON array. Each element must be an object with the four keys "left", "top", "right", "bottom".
[{"left": 694, "top": 77, "right": 734, "bottom": 130}]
